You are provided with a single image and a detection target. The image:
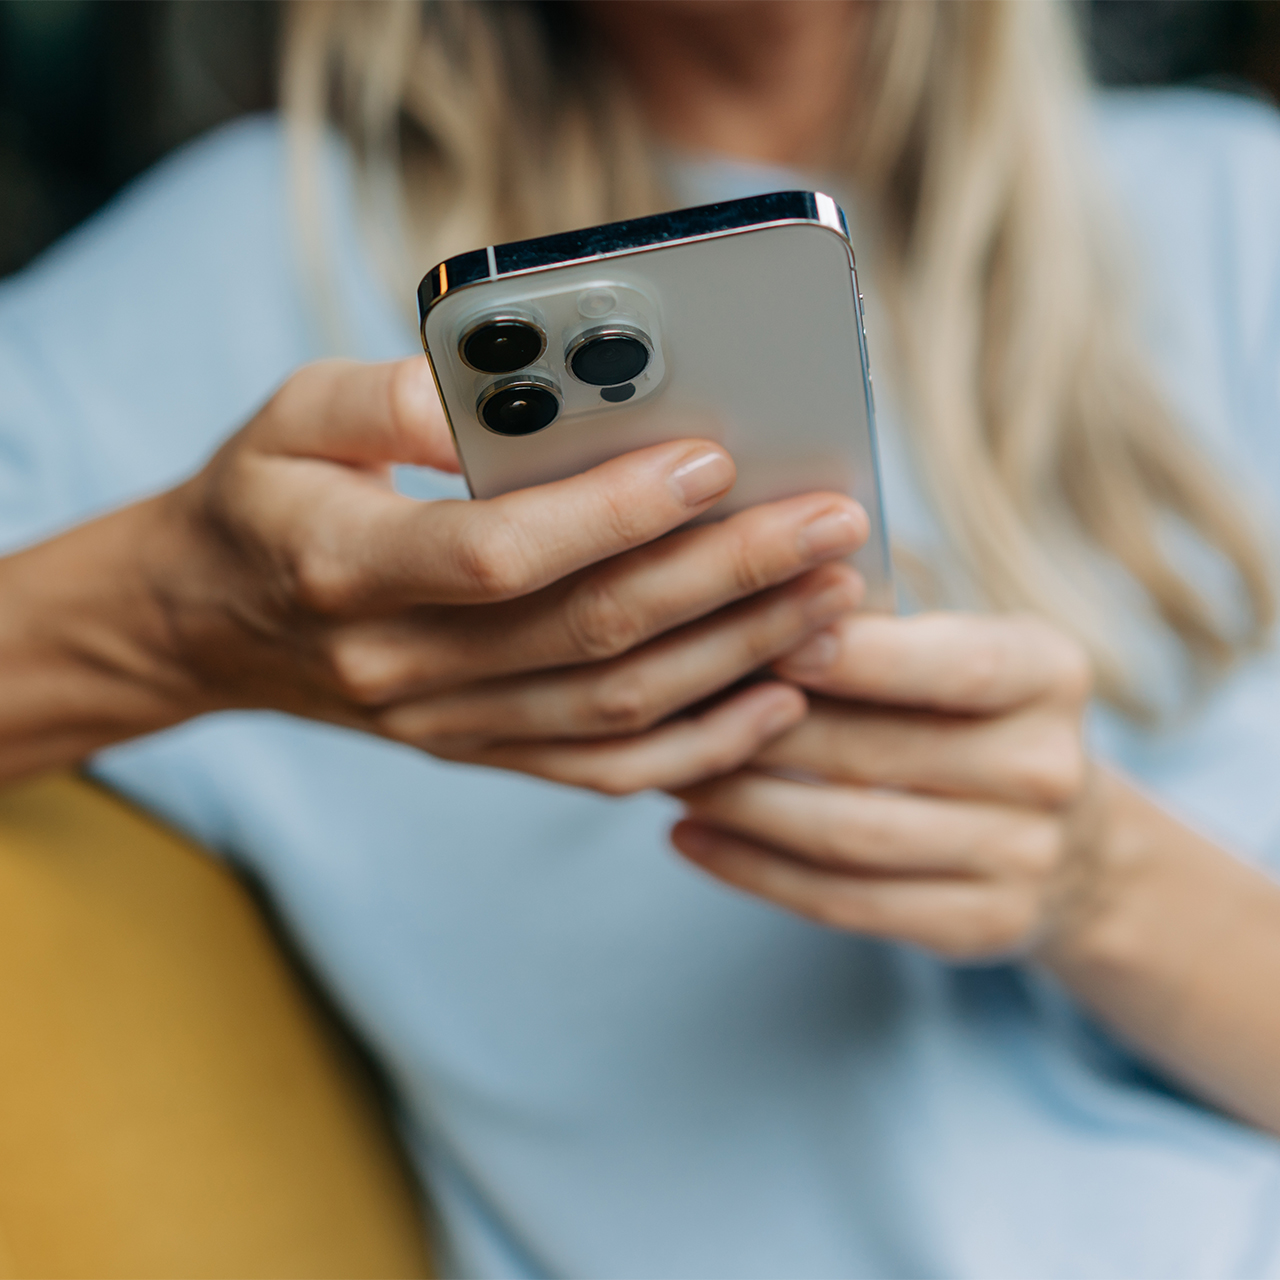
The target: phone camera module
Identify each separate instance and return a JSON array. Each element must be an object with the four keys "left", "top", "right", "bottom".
[
  {"left": 460, "top": 317, "right": 546, "bottom": 374},
  {"left": 567, "top": 327, "right": 652, "bottom": 387},
  {"left": 477, "top": 377, "right": 561, "bottom": 436}
]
